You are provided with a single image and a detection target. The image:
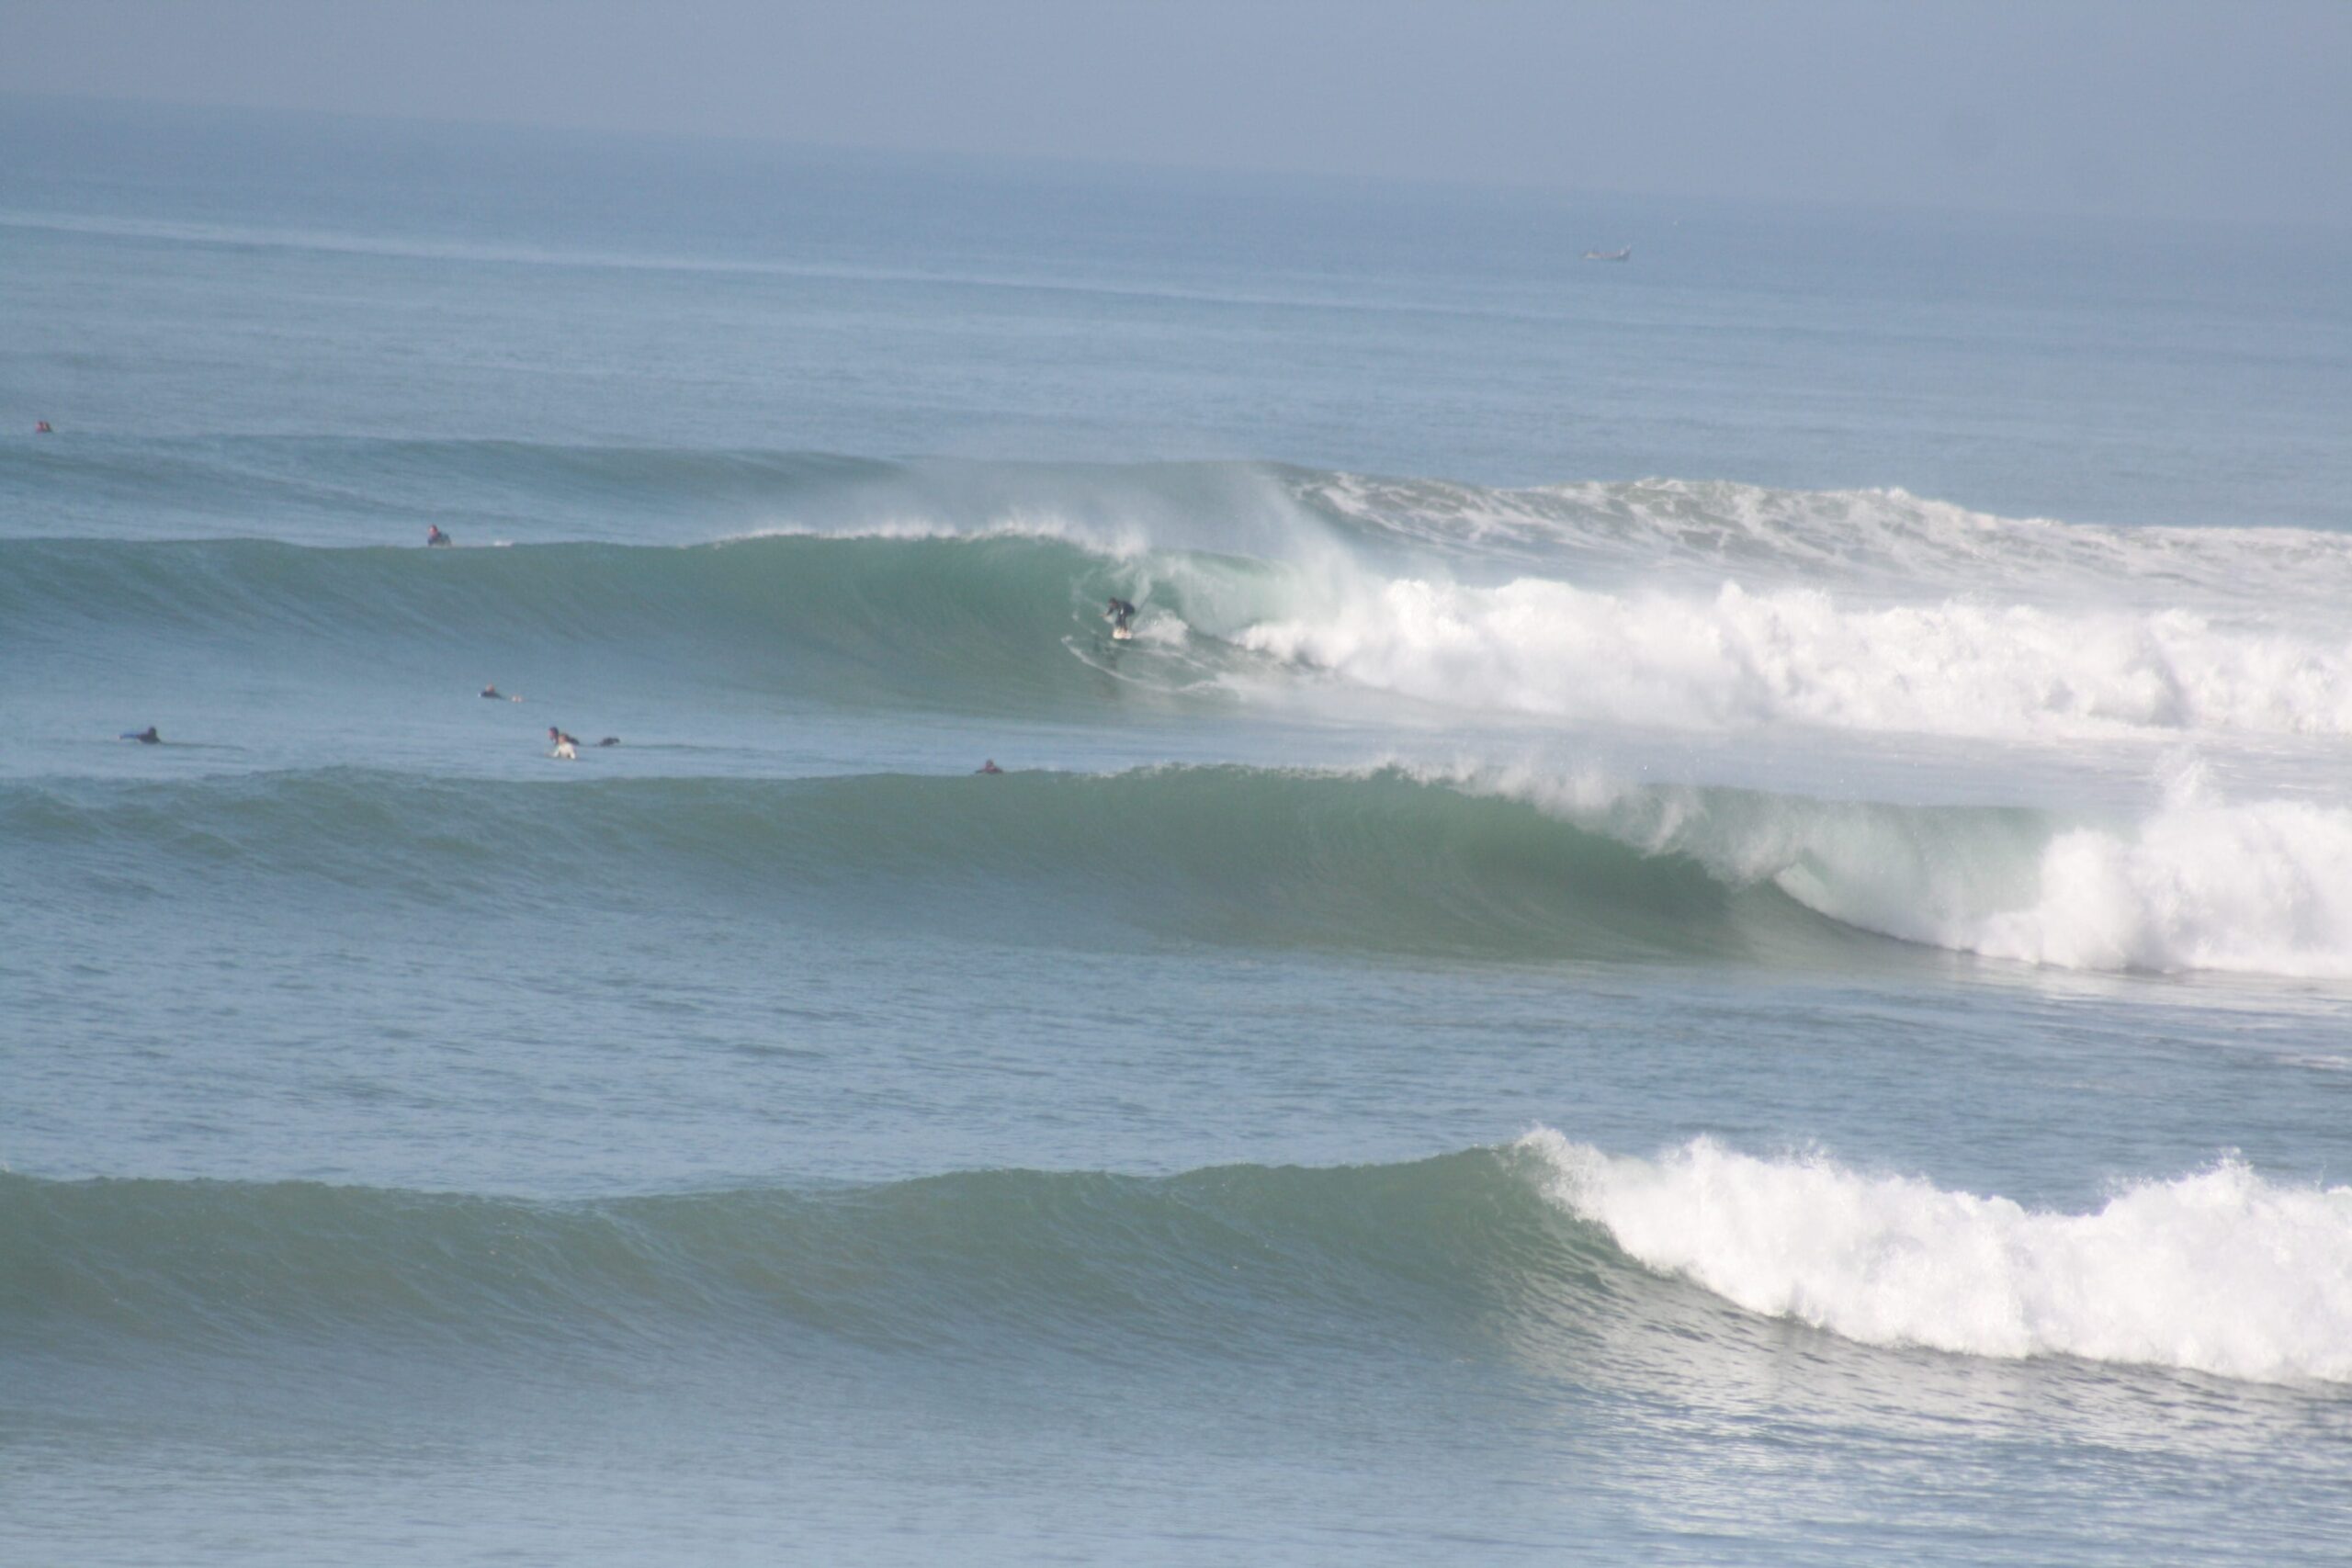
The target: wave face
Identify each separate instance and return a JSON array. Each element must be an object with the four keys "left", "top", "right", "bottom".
[
  {"left": 0, "top": 532, "right": 1302, "bottom": 717},
  {"left": 0, "top": 1153, "right": 1584, "bottom": 1361},
  {"left": 1524, "top": 1133, "right": 2352, "bottom": 1385},
  {"left": 13, "top": 762, "right": 2352, "bottom": 977},
  {"left": 0, "top": 766, "right": 1813, "bottom": 963},
  {"left": 12, "top": 1136, "right": 2346, "bottom": 1387}
]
